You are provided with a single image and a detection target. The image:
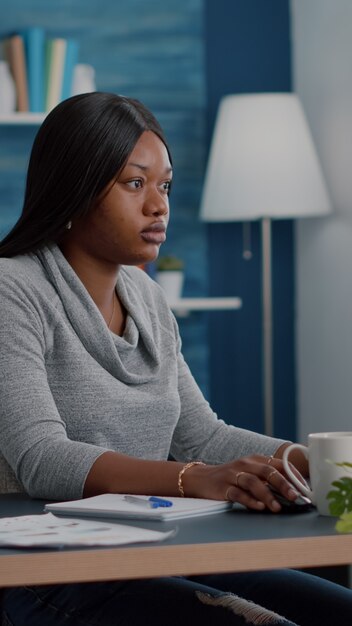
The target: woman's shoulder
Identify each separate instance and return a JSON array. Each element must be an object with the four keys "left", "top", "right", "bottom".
[
  {"left": 0, "top": 254, "right": 37, "bottom": 283},
  {"left": 0, "top": 253, "right": 52, "bottom": 299}
]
